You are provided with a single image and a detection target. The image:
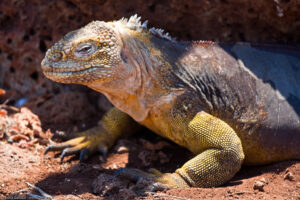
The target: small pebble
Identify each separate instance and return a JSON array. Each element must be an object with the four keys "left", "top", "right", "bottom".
[
  {"left": 64, "top": 178, "right": 71, "bottom": 182},
  {"left": 260, "top": 177, "right": 267, "bottom": 184},
  {"left": 92, "top": 165, "right": 104, "bottom": 171},
  {"left": 158, "top": 151, "right": 169, "bottom": 164},
  {"left": 284, "top": 172, "right": 294, "bottom": 181},
  {"left": 116, "top": 146, "right": 129, "bottom": 153},
  {"left": 253, "top": 180, "right": 265, "bottom": 192}
]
